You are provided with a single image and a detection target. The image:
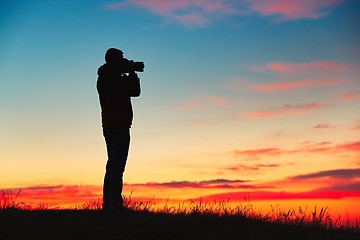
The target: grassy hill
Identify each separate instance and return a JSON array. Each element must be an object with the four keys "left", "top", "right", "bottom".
[
  {"left": 1, "top": 192, "right": 359, "bottom": 240},
  {"left": 1, "top": 208, "right": 359, "bottom": 240}
]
